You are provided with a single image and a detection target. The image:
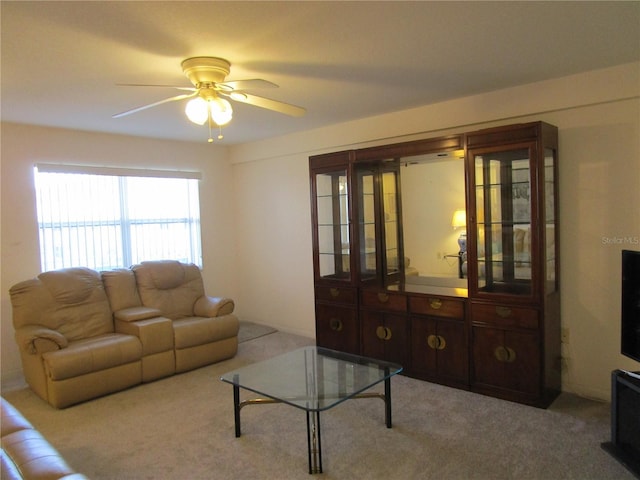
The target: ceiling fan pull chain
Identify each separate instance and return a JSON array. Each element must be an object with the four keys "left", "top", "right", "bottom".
[
  {"left": 207, "top": 115, "right": 214, "bottom": 143},
  {"left": 218, "top": 125, "right": 224, "bottom": 140}
]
